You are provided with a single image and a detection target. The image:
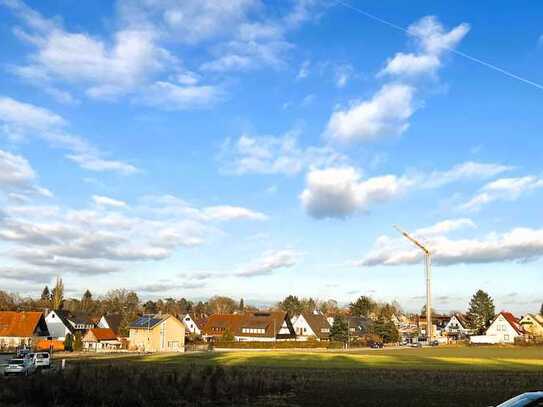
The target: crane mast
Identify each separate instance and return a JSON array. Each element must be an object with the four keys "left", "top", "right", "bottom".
[{"left": 394, "top": 225, "right": 433, "bottom": 343}]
